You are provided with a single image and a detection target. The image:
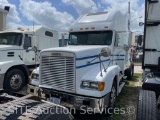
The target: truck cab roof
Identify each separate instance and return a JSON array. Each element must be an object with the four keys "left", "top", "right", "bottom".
[
  {"left": 0, "top": 26, "right": 58, "bottom": 35},
  {"left": 70, "top": 10, "right": 129, "bottom": 32}
]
